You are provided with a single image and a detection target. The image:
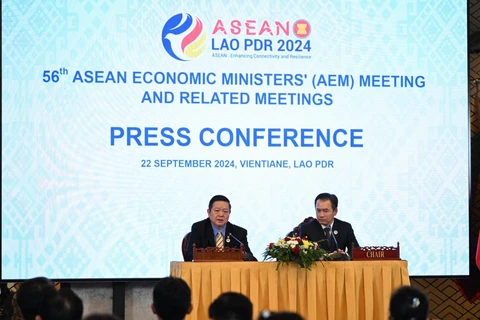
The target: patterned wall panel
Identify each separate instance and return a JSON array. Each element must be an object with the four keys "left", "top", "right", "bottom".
[
  {"left": 409, "top": 2, "right": 480, "bottom": 320},
  {"left": 411, "top": 278, "right": 480, "bottom": 320}
]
